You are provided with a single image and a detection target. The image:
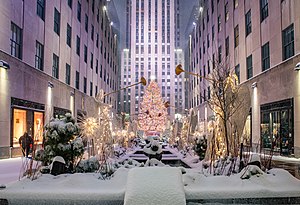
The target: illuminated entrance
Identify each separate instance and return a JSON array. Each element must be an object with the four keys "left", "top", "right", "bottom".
[
  {"left": 11, "top": 98, "right": 44, "bottom": 148},
  {"left": 260, "top": 99, "right": 294, "bottom": 156}
]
